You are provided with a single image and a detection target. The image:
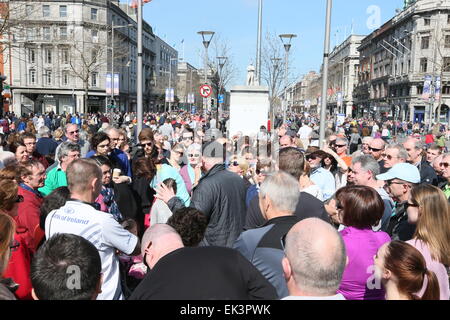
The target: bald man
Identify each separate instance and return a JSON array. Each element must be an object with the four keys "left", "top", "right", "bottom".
[
  {"left": 279, "top": 135, "right": 296, "bottom": 149},
  {"left": 130, "top": 224, "right": 277, "bottom": 300},
  {"left": 368, "top": 138, "right": 387, "bottom": 173},
  {"left": 282, "top": 218, "right": 347, "bottom": 300}
]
